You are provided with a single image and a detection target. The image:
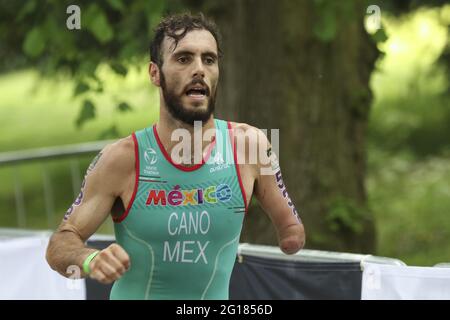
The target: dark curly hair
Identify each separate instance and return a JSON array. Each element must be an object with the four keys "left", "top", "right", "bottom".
[{"left": 150, "top": 12, "right": 223, "bottom": 68}]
